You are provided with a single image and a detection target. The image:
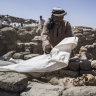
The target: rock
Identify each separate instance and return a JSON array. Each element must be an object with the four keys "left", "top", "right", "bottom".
[
  {"left": 12, "top": 53, "right": 24, "bottom": 59},
  {"left": 80, "top": 70, "right": 93, "bottom": 75},
  {"left": 43, "top": 69, "right": 79, "bottom": 79},
  {"left": 91, "top": 60, "right": 96, "bottom": 69},
  {"left": 30, "top": 42, "right": 43, "bottom": 54},
  {"left": 18, "top": 28, "right": 26, "bottom": 33},
  {"left": 24, "top": 43, "right": 31, "bottom": 52},
  {"left": 20, "top": 82, "right": 64, "bottom": 96},
  {"left": 17, "top": 31, "right": 33, "bottom": 42},
  {"left": 72, "top": 26, "right": 95, "bottom": 55},
  {"left": 36, "top": 27, "right": 42, "bottom": 36},
  {"left": 79, "top": 44, "right": 96, "bottom": 60},
  {"left": 3, "top": 51, "right": 15, "bottom": 60},
  {"left": 63, "top": 86, "right": 96, "bottom": 96},
  {"left": 49, "top": 77, "right": 59, "bottom": 85},
  {"left": 82, "top": 74, "right": 96, "bottom": 86},
  {"left": 0, "top": 27, "right": 17, "bottom": 55},
  {"left": 79, "top": 46, "right": 87, "bottom": 53},
  {"left": 24, "top": 54, "right": 40, "bottom": 60},
  {"left": 86, "top": 44, "right": 96, "bottom": 59},
  {"left": 69, "top": 56, "right": 80, "bottom": 62},
  {"left": 73, "top": 74, "right": 96, "bottom": 86},
  {"left": 28, "top": 72, "right": 45, "bottom": 78},
  {"left": 0, "top": 60, "right": 13, "bottom": 66},
  {"left": 0, "top": 27, "right": 17, "bottom": 41},
  {"left": 23, "top": 26, "right": 34, "bottom": 31},
  {"left": 0, "top": 90, "right": 19, "bottom": 96},
  {"left": 16, "top": 41, "right": 43, "bottom": 54},
  {"left": 80, "top": 52, "right": 87, "bottom": 60},
  {"left": 79, "top": 60, "right": 91, "bottom": 70},
  {"left": 12, "top": 52, "right": 30, "bottom": 59},
  {"left": 16, "top": 43, "right": 25, "bottom": 52},
  {"left": 80, "top": 70, "right": 96, "bottom": 76},
  {"left": 0, "top": 56, "right": 4, "bottom": 60},
  {"left": 72, "top": 28, "right": 83, "bottom": 34},
  {"left": 68, "top": 61, "right": 80, "bottom": 71},
  {"left": 83, "top": 28, "right": 93, "bottom": 32},
  {"left": 0, "top": 72, "right": 28, "bottom": 92},
  {"left": 58, "top": 77, "right": 74, "bottom": 87},
  {"left": 73, "top": 77, "right": 84, "bottom": 86},
  {"left": 58, "top": 69, "right": 79, "bottom": 77},
  {"left": 32, "top": 36, "right": 42, "bottom": 43}
]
